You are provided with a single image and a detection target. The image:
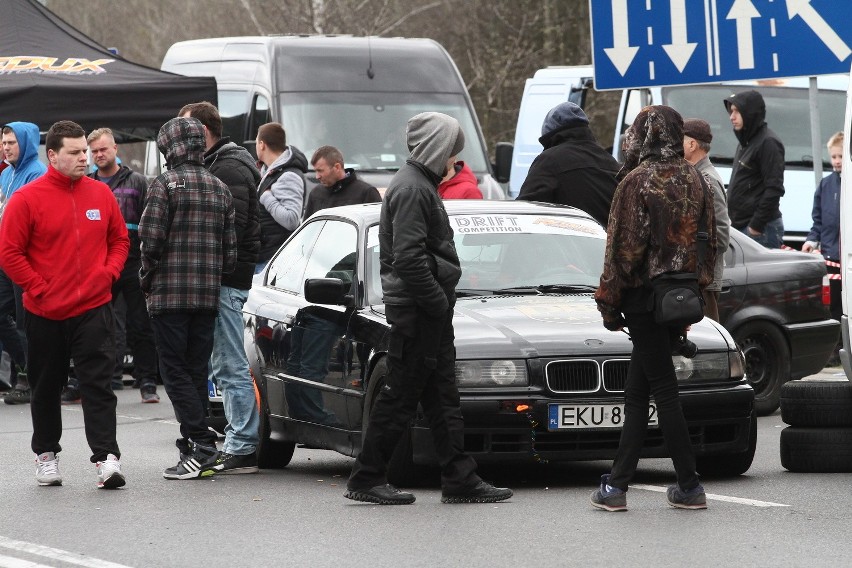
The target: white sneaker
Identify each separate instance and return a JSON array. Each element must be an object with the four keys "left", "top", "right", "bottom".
[
  {"left": 96, "top": 454, "right": 126, "bottom": 489},
  {"left": 35, "top": 452, "right": 62, "bottom": 486}
]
